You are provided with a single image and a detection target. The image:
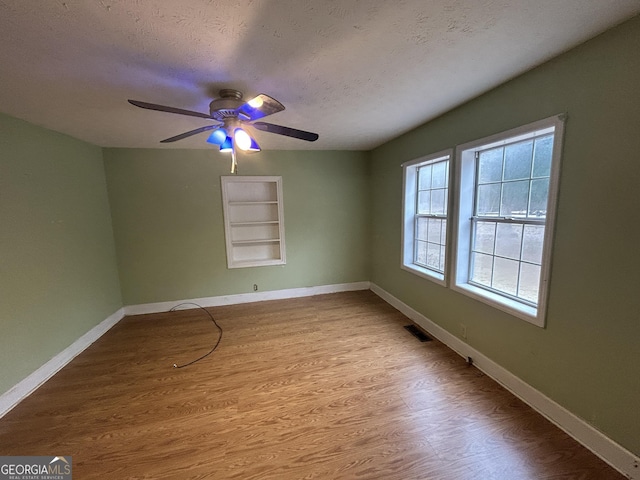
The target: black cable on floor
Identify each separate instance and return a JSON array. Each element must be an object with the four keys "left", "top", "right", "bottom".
[{"left": 169, "top": 302, "right": 222, "bottom": 368}]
